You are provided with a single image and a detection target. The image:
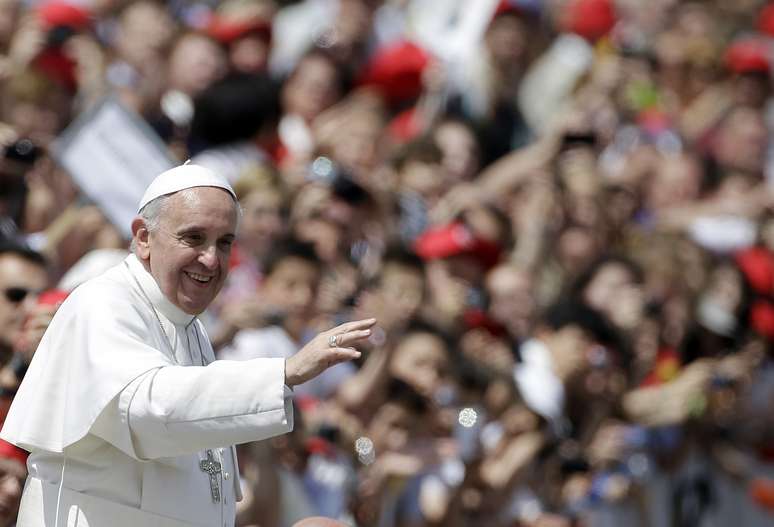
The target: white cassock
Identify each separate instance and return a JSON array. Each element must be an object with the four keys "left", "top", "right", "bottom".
[{"left": 1, "top": 254, "right": 294, "bottom": 527}]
